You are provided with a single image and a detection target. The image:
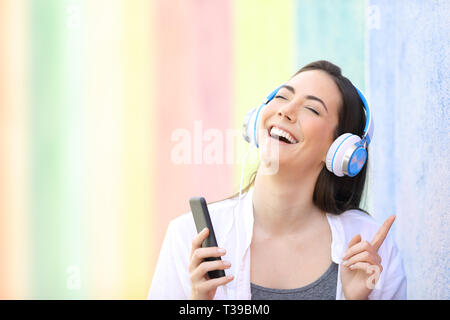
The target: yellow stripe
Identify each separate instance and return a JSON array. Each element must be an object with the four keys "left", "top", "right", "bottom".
[
  {"left": 83, "top": 0, "right": 123, "bottom": 299},
  {"left": 121, "top": 0, "right": 156, "bottom": 299},
  {"left": 233, "top": 0, "right": 296, "bottom": 189}
]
